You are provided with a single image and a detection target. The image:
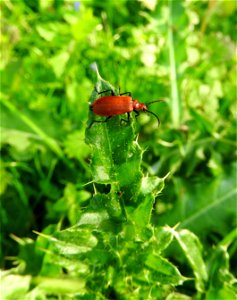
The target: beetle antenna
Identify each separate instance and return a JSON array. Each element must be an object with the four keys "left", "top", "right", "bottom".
[
  {"left": 146, "top": 99, "right": 165, "bottom": 106},
  {"left": 146, "top": 110, "right": 160, "bottom": 127}
]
